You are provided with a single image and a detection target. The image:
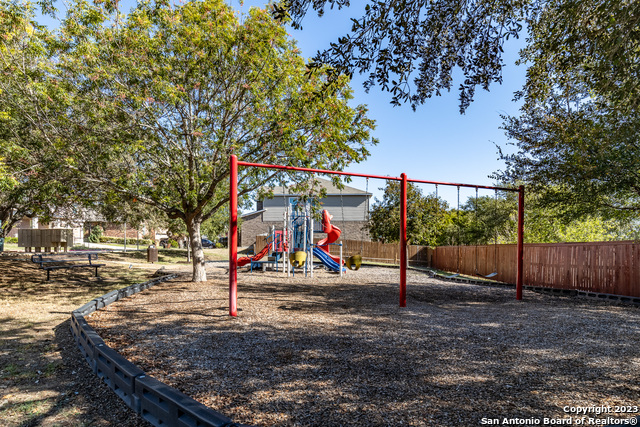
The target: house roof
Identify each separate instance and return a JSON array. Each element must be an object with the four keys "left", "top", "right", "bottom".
[
  {"left": 240, "top": 209, "right": 266, "bottom": 219},
  {"left": 267, "top": 177, "right": 371, "bottom": 197}
]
